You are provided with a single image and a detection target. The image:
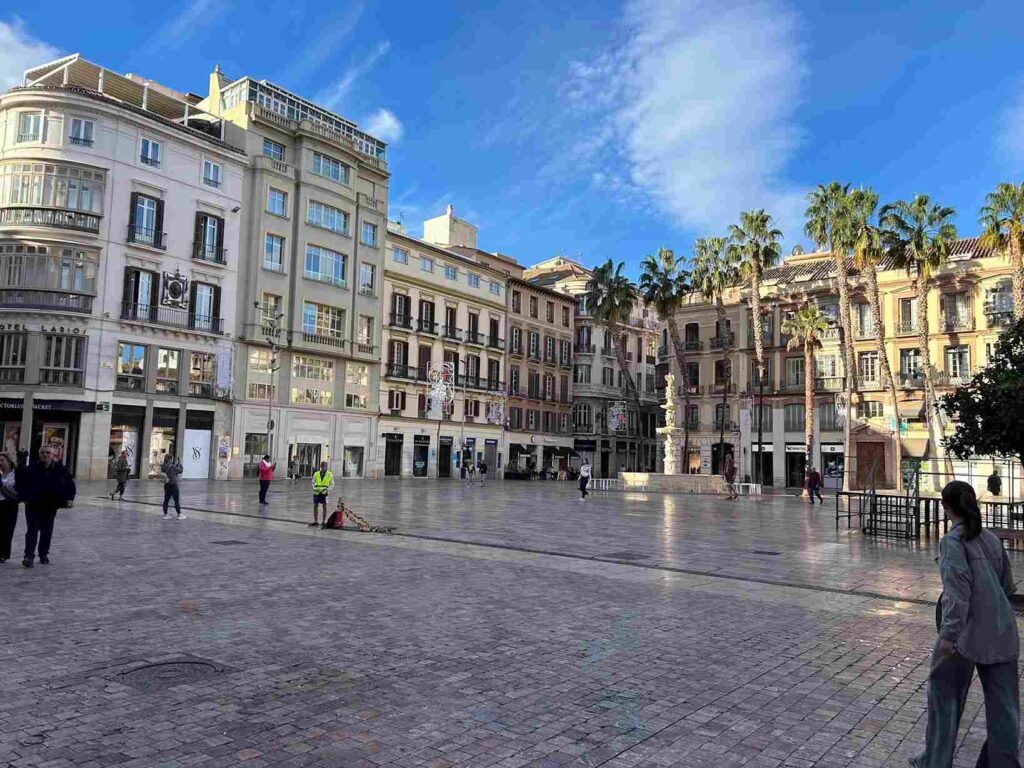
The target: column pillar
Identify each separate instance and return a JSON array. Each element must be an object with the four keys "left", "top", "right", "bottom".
[
  {"left": 19, "top": 392, "right": 33, "bottom": 452},
  {"left": 141, "top": 400, "right": 154, "bottom": 476},
  {"left": 176, "top": 401, "right": 188, "bottom": 462}
]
